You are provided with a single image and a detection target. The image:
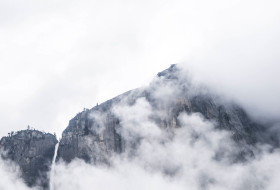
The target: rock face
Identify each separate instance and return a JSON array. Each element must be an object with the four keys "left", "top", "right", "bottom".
[
  {"left": 57, "top": 65, "right": 266, "bottom": 164},
  {"left": 0, "top": 130, "right": 58, "bottom": 189},
  {"left": 57, "top": 94, "right": 125, "bottom": 164}
]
